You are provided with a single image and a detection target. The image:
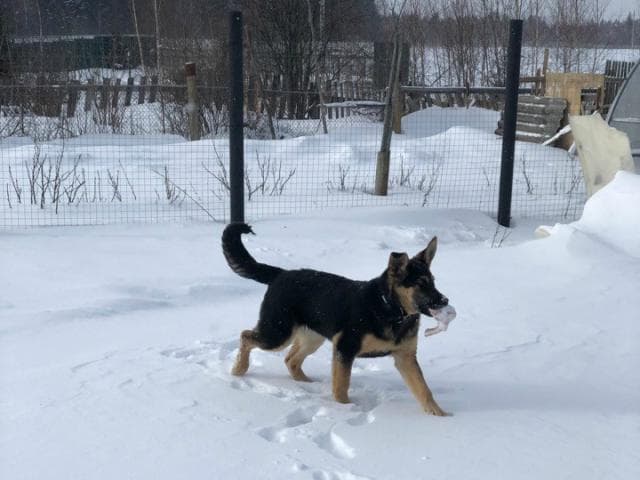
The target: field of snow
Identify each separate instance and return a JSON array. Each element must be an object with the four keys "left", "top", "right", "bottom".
[
  {"left": 0, "top": 106, "right": 584, "bottom": 228},
  {"left": 1, "top": 172, "right": 638, "bottom": 480},
  {"left": 413, "top": 46, "right": 639, "bottom": 86}
]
